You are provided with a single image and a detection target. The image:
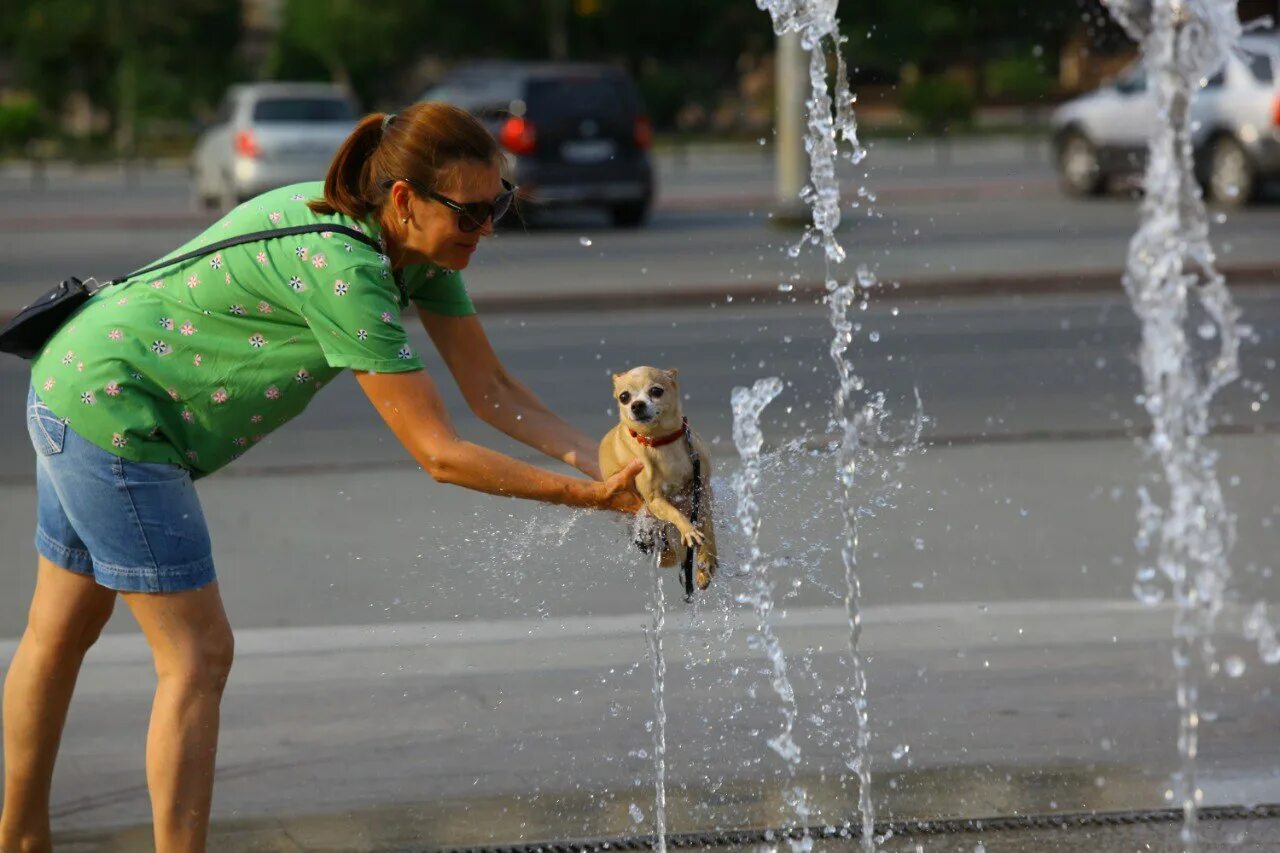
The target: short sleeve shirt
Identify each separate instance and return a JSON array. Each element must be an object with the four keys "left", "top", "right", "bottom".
[{"left": 31, "top": 181, "right": 475, "bottom": 478}]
